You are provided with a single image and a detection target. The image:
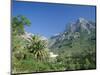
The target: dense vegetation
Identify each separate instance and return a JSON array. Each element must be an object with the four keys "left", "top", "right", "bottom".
[{"left": 12, "top": 15, "right": 96, "bottom": 74}]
